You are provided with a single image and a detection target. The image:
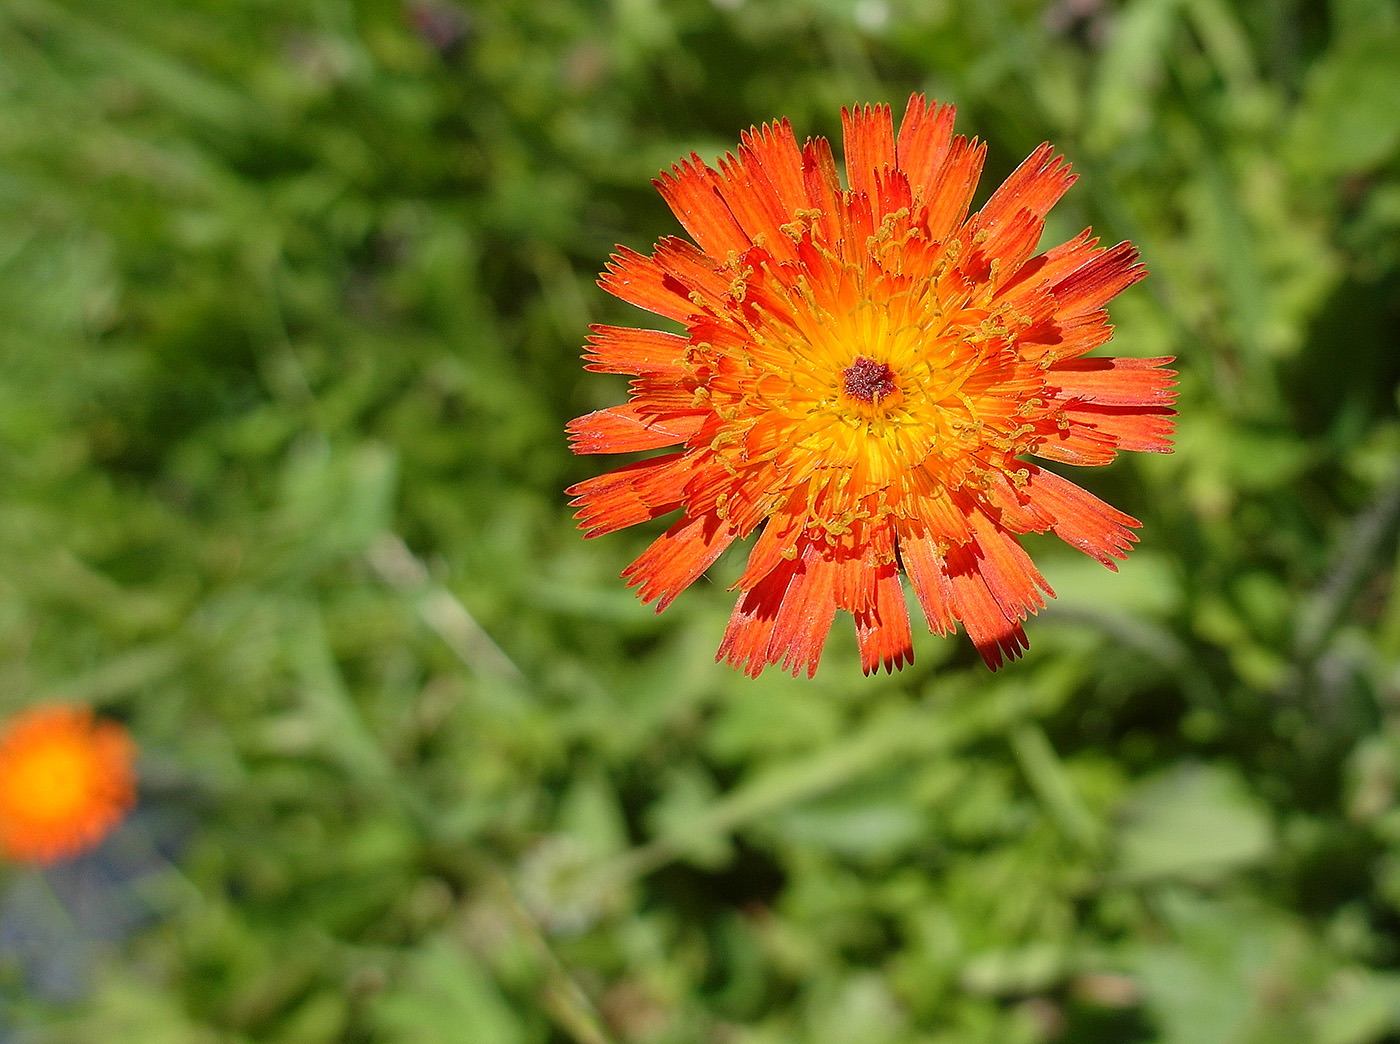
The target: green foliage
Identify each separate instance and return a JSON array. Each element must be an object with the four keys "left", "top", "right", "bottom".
[{"left": 0, "top": 0, "right": 1399, "bottom": 1041}]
